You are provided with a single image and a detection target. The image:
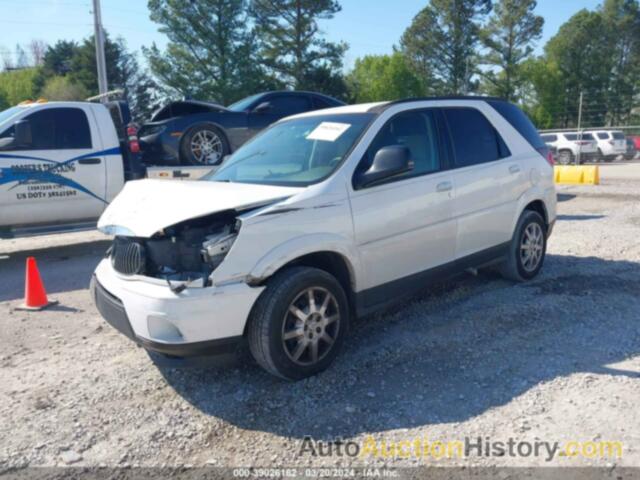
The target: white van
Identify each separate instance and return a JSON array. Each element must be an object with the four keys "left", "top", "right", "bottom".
[{"left": 92, "top": 97, "right": 557, "bottom": 380}]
